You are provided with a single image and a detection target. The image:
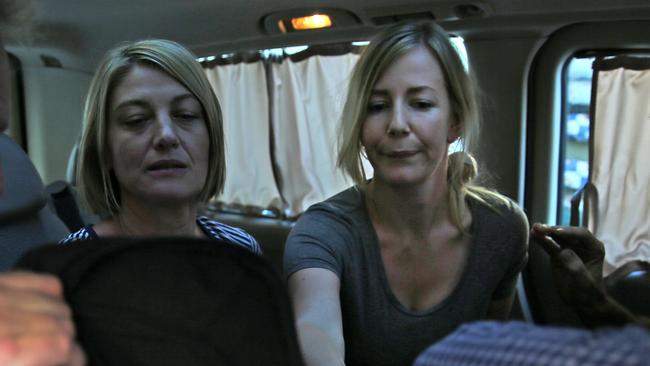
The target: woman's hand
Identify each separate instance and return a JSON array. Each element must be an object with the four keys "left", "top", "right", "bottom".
[{"left": 0, "top": 271, "right": 85, "bottom": 366}]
